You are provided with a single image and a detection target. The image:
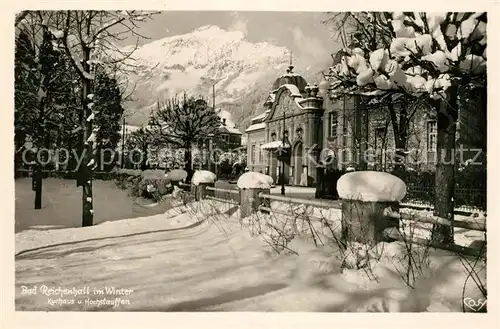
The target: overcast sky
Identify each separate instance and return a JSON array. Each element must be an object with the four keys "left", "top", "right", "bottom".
[{"left": 123, "top": 11, "right": 341, "bottom": 65}]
